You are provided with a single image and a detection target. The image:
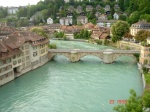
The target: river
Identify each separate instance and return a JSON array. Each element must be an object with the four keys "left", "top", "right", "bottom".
[{"left": 0, "top": 40, "right": 143, "bottom": 112}]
